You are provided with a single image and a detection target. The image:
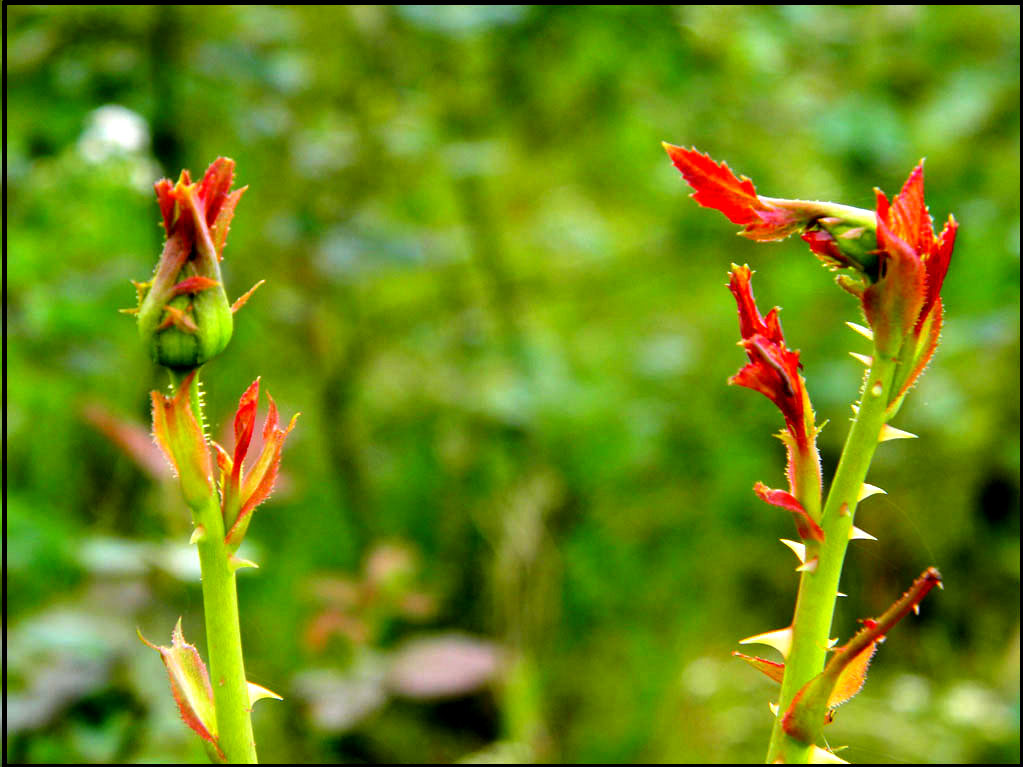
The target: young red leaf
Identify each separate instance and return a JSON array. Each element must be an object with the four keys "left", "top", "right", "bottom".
[
  {"left": 733, "top": 651, "right": 786, "bottom": 685},
  {"left": 754, "top": 482, "right": 825, "bottom": 542},
  {"left": 216, "top": 379, "right": 299, "bottom": 551},
  {"left": 781, "top": 568, "right": 942, "bottom": 744},
  {"left": 138, "top": 619, "right": 224, "bottom": 762}
]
